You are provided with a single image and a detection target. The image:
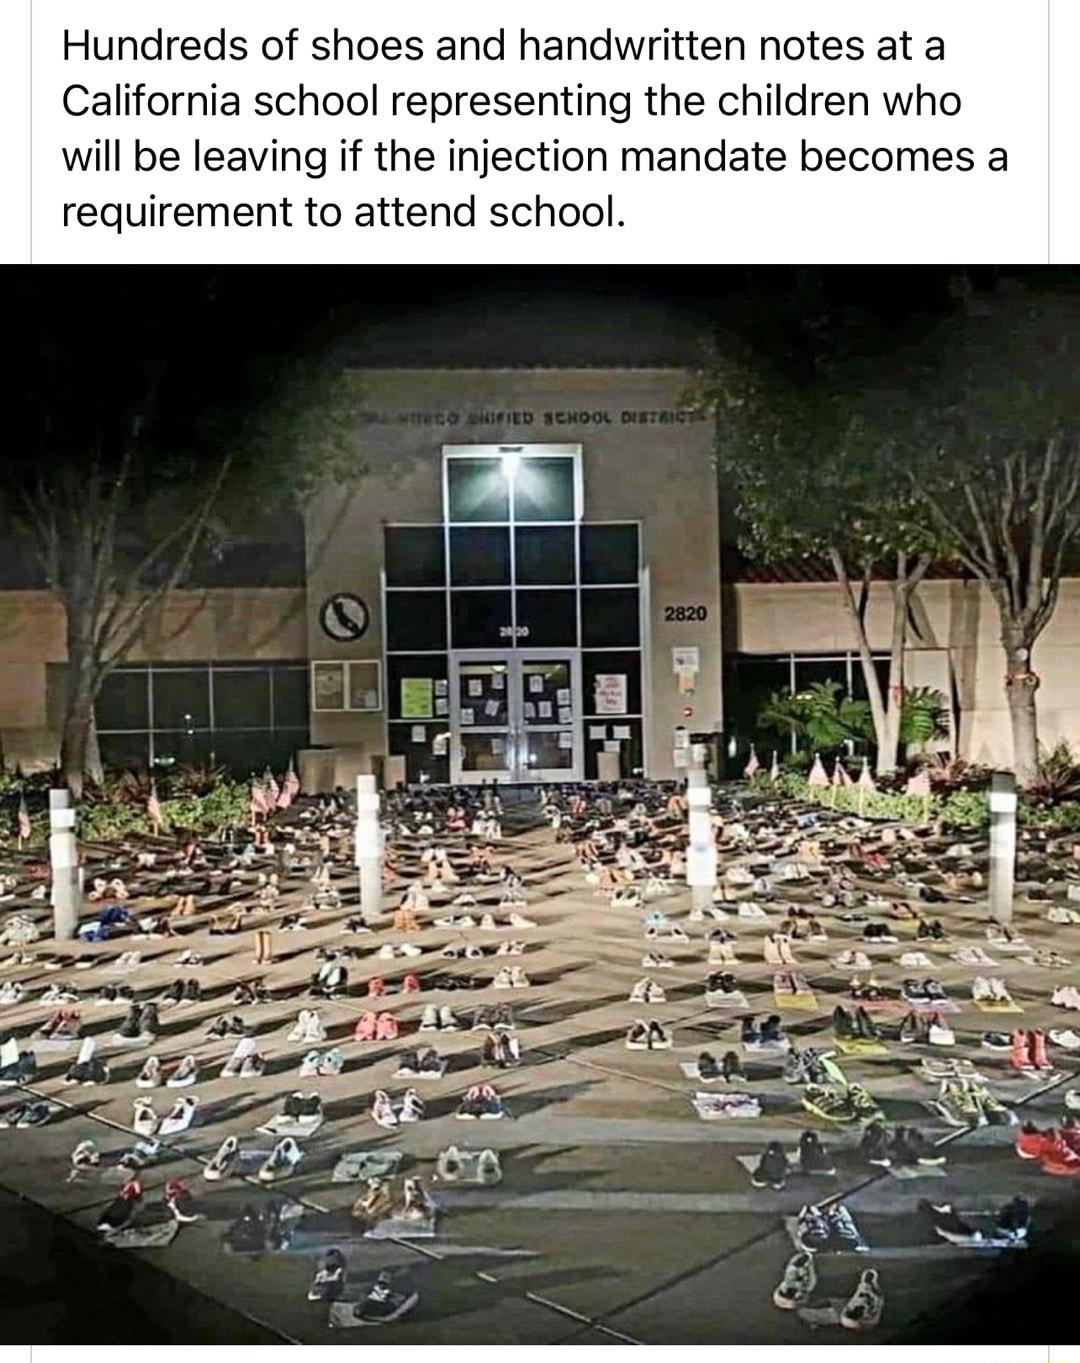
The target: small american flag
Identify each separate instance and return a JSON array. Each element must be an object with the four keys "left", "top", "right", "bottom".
[
  {"left": 807, "top": 754, "right": 830, "bottom": 788},
  {"left": 277, "top": 762, "right": 300, "bottom": 809},
  {"left": 16, "top": 795, "right": 31, "bottom": 842},
  {"left": 743, "top": 747, "right": 760, "bottom": 779},
  {"left": 262, "top": 768, "right": 280, "bottom": 807},
  {"left": 146, "top": 782, "right": 163, "bottom": 832},
  {"left": 250, "top": 782, "right": 269, "bottom": 820},
  {"left": 857, "top": 759, "right": 877, "bottom": 792},
  {"left": 906, "top": 770, "right": 932, "bottom": 798}
]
